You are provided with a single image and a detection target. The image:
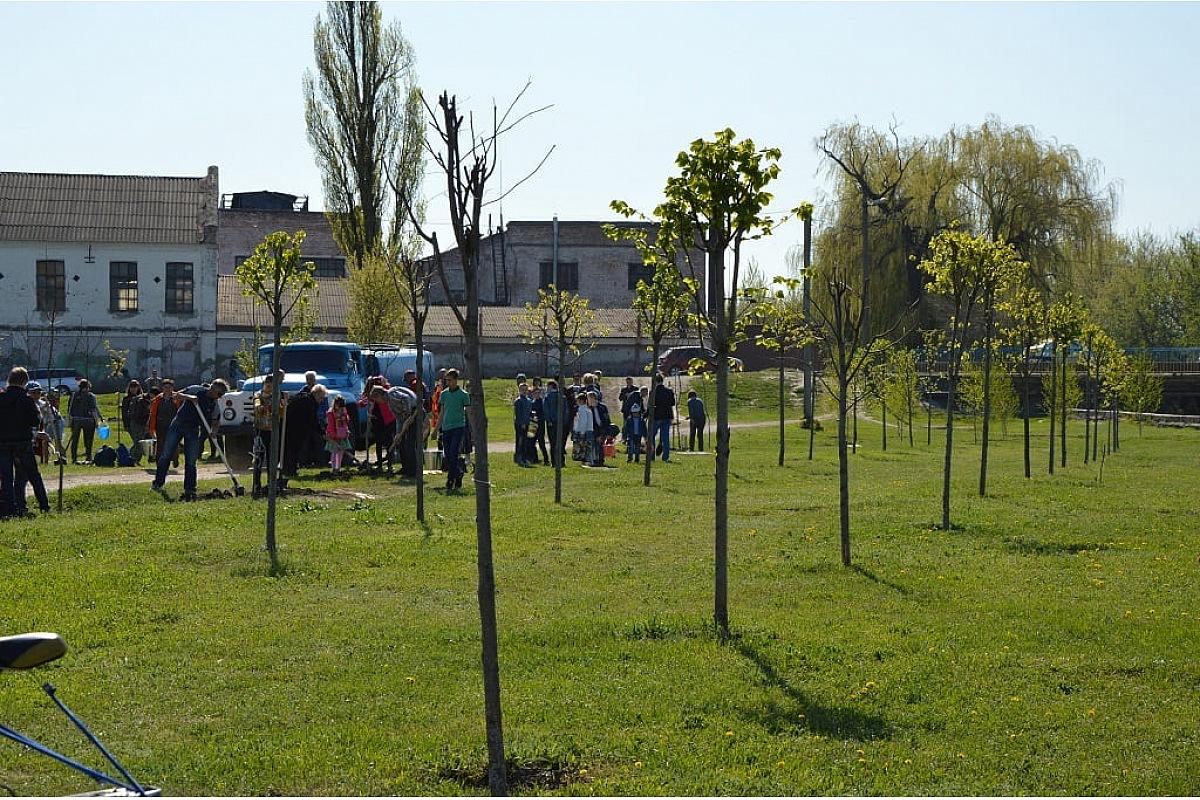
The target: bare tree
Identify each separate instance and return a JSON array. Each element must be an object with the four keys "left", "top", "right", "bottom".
[{"left": 396, "top": 85, "right": 552, "bottom": 797}]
